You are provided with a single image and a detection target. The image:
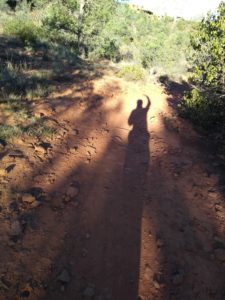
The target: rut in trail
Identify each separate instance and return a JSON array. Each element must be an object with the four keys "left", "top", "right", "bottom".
[{"left": 1, "top": 68, "right": 225, "bottom": 300}]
